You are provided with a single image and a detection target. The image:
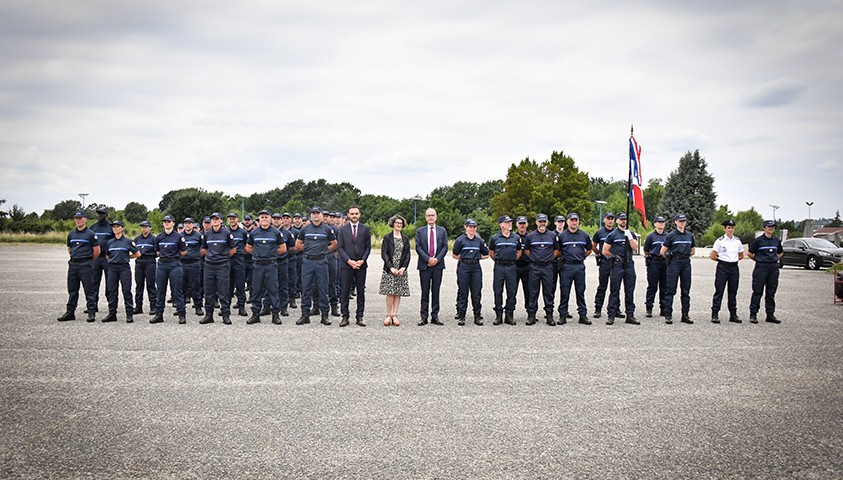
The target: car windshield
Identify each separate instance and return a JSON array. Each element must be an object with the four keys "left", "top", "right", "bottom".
[{"left": 804, "top": 238, "right": 838, "bottom": 249}]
